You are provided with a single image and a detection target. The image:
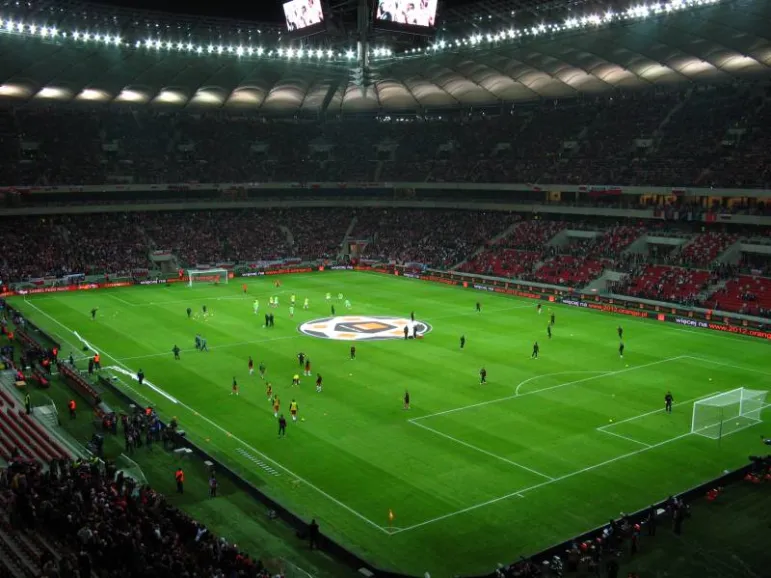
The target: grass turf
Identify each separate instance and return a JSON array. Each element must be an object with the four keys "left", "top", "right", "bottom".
[{"left": 8, "top": 271, "right": 771, "bottom": 577}]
